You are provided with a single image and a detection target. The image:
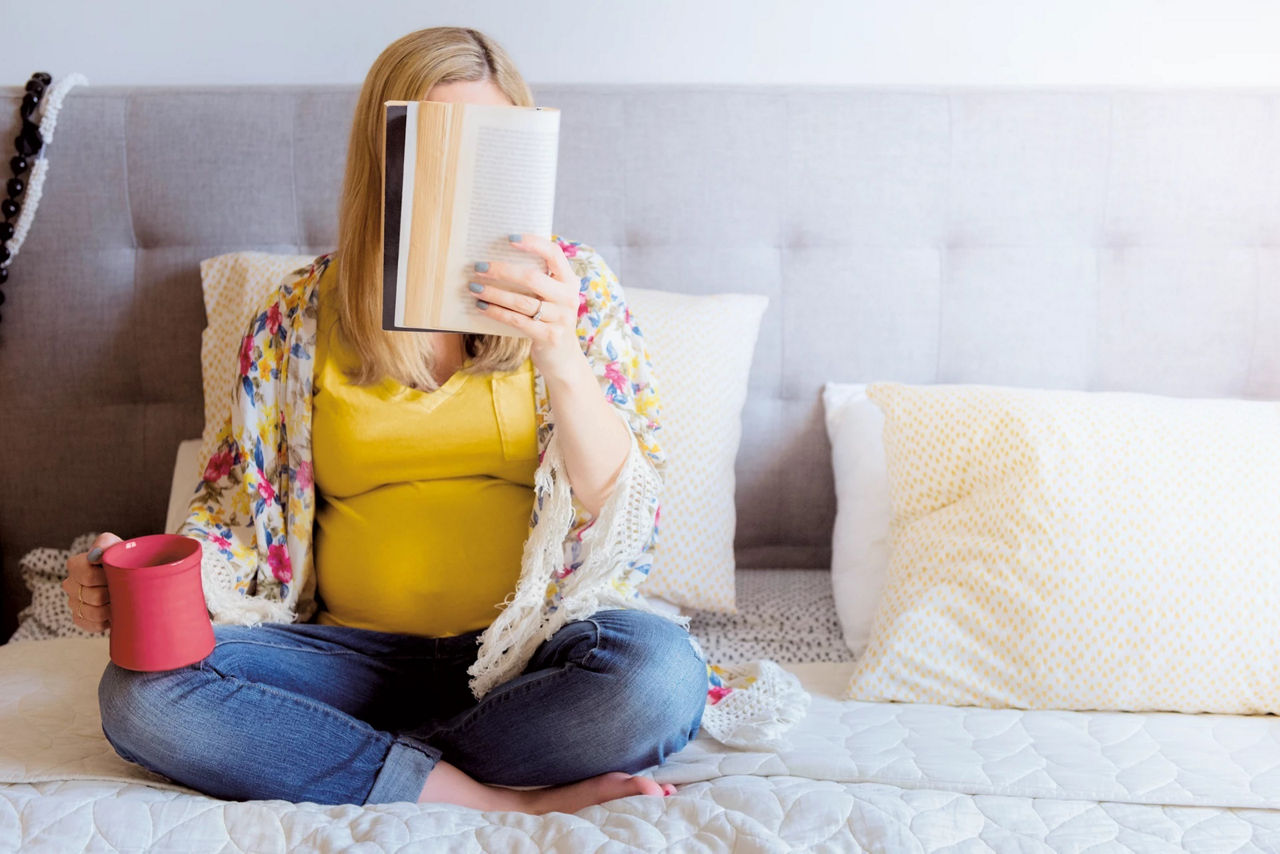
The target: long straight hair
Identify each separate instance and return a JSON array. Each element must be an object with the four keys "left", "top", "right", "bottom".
[{"left": 334, "top": 27, "right": 535, "bottom": 391}]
